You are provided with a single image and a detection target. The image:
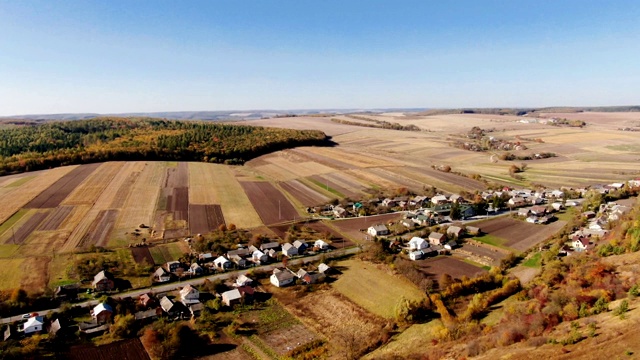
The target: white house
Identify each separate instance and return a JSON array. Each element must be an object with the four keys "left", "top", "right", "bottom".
[
  {"left": 252, "top": 250, "right": 269, "bottom": 264},
  {"left": 23, "top": 316, "right": 44, "bottom": 335},
  {"left": 431, "top": 195, "right": 449, "bottom": 205},
  {"left": 408, "top": 237, "right": 428, "bottom": 251},
  {"left": 367, "top": 224, "right": 389, "bottom": 237},
  {"left": 221, "top": 289, "right": 243, "bottom": 307},
  {"left": 235, "top": 274, "right": 253, "bottom": 287},
  {"left": 270, "top": 271, "right": 295, "bottom": 287},
  {"left": 573, "top": 237, "right": 590, "bottom": 251},
  {"left": 314, "top": 239, "right": 329, "bottom": 250},
  {"left": 214, "top": 256, "right": 231, "bottom": 270},
  {"left": 180, "top": 284, "right": 200, "bottom": 305},
  {"left": 282, "top": 243, "right": 298, "bottom": 257},
  {"left": 409, "top": 251, "right": 423, "bottom": 261}
]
